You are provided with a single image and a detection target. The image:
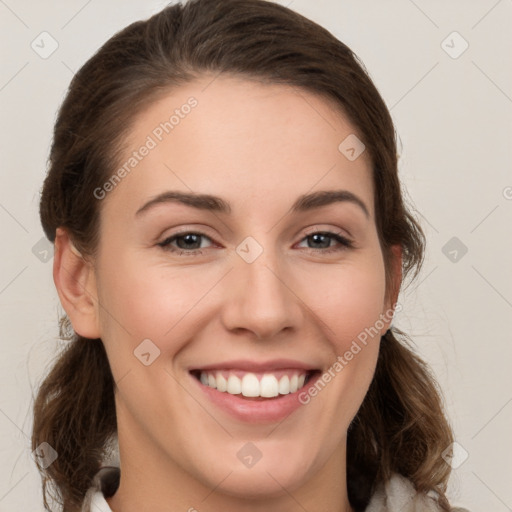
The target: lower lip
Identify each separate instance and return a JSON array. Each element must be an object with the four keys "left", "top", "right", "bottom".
[{"left": 191, "top": 372, "right": 321, "bottom": 423}]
